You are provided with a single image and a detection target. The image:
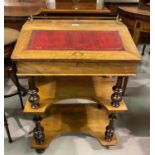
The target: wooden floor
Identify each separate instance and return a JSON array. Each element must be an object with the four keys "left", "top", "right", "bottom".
[{"left": 31, "top": 104, "right": 117, "bottom": 149}]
